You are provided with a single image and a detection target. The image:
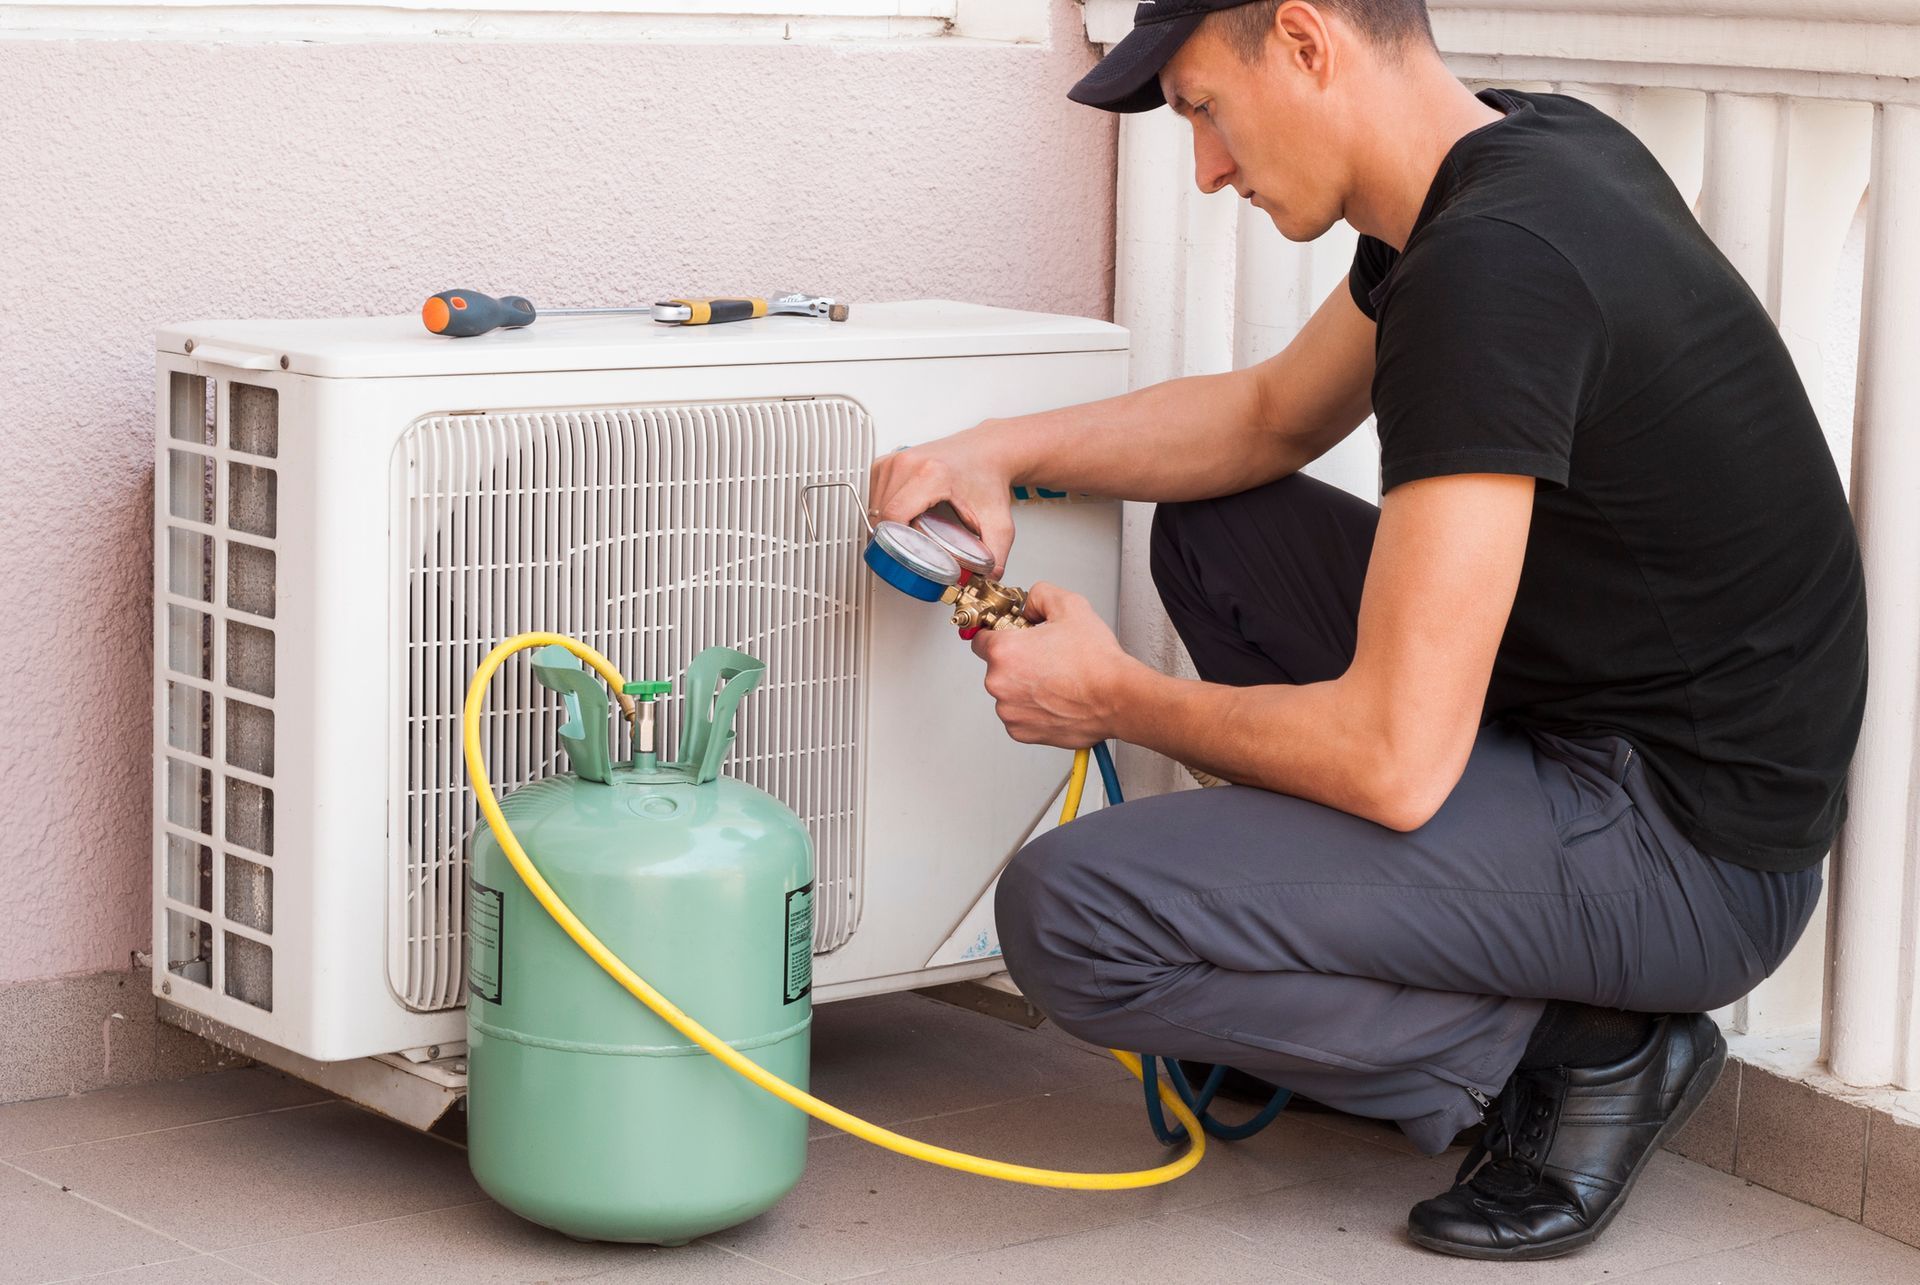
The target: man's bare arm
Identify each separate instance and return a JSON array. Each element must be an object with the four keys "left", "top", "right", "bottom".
[
  {"left": 986, "top": 283, "right": 1377, "bottom": 500},
  {"left": 869, "top": 283, "right": 1375, "bottom": 571}
]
